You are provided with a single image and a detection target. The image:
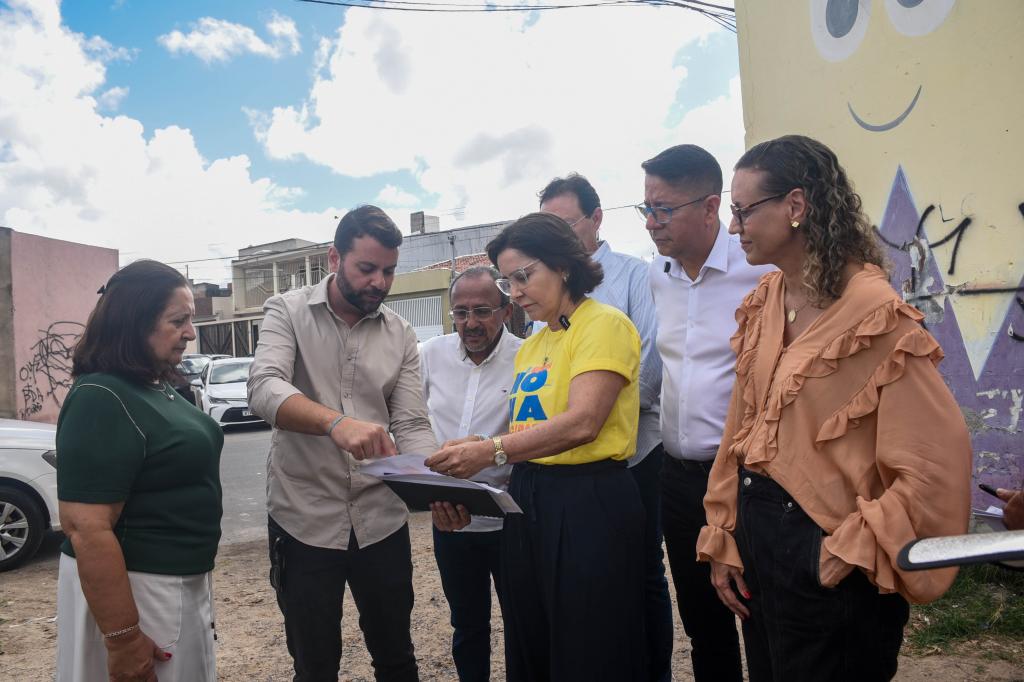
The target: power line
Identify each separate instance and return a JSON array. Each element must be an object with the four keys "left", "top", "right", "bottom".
[{"left": 297, "top": 0, "right": 735, "bottom": 30}]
